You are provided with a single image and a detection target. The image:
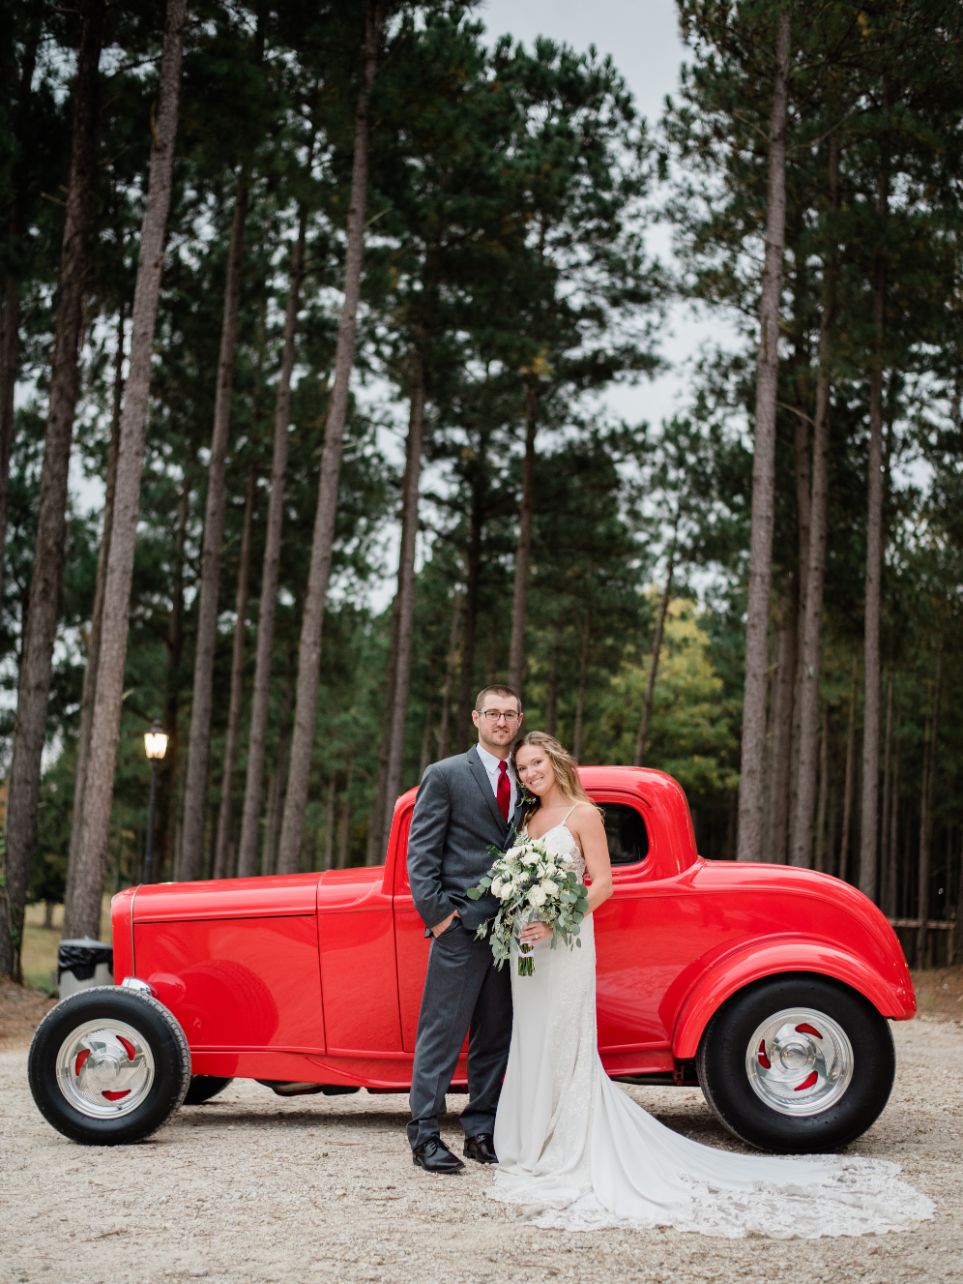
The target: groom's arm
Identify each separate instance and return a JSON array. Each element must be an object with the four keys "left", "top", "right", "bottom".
[{"left": 407, "top": 764, "right": 457, "bottom": 933}]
